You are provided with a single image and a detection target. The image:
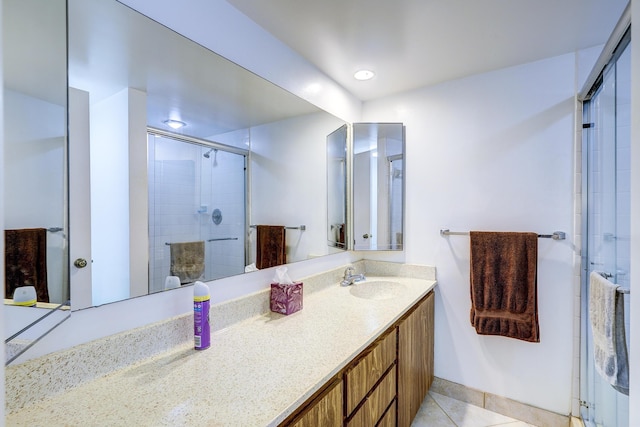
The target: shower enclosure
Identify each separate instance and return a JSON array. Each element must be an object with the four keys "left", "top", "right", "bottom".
[
  {"left": 580, "top": 31, "right": 630, "bottom": 427},
  {"left": 147, "top": 132, "right": 247, "bottom": 293}
]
